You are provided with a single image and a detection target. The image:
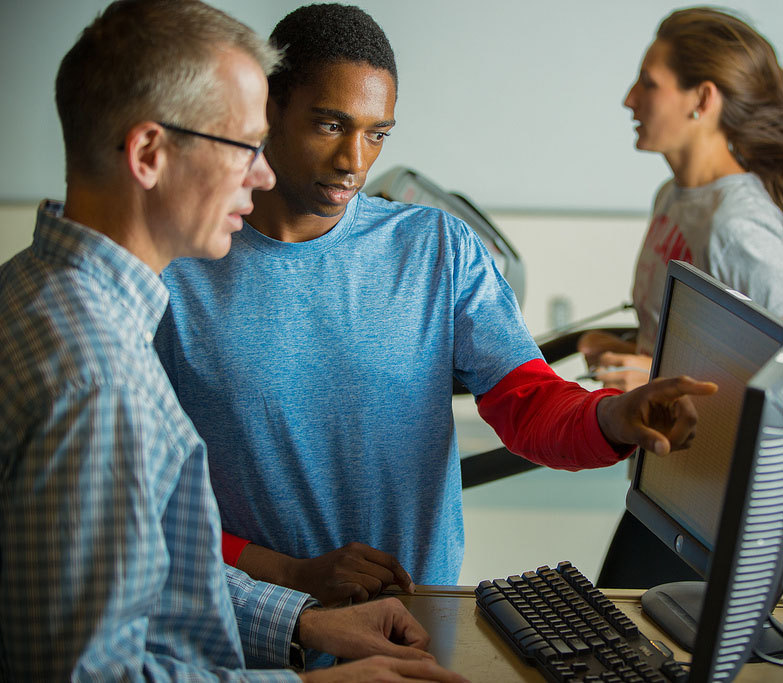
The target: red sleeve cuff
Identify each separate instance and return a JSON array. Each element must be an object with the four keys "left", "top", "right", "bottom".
[
  {"left": 222, "top": 530, "right": 251, "bottom": 567},
  {"left": 477, "top": 359, "right": 632, "bottom": 471}
]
